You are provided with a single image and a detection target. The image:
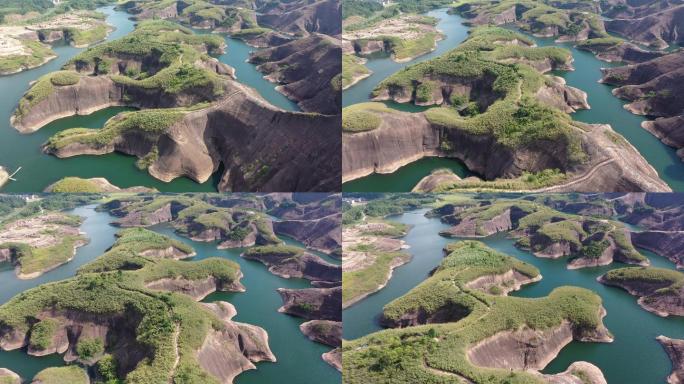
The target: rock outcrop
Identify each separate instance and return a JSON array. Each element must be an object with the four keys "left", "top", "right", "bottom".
[
  {"left": 250, "top": 33, "right": 341, "bottom": 115},
  {"left": 272, "top": 215, "right": 341, "bottom": 255},
  {"left": 577, "top": 40, "right": 664, "bottom": 64},
  {"left": 199, "top": 302, "right": 277, "bottom": 384},
  {"left": 657, "top": 335, "right": 684, "bottom": 384},
  {"left": 145, "top": 273, "right": 246, "bottom": 301},
  {"left": 242, "top": 246, "right": 341, "bottom": 283},
  {"left": 300, "top": 320, "right": 342, "bottom": 371},
  {"left": 44, "top": 177, "right": 157, "bottom": 193},
  {"left": 598, "top": 267, "right": 684, "bottom": 317},
  {"left": 0, "top": 368, "right": 20, "bottom": 384},
  {"left": 605, "top": 5, "right": 684, "bottom": 49},
  {"left": 467, "top": 321, "right": 610, "bottom": 372},
  {"left": 257, "top": 0, "right": 341, "bottom": 36},
  {"left": 277, "top": 286, "right": 342, "bottom": 321},
  {"left": 12, "top": 22, "right": 340, "bottom": 193},
  {"left": 631, "top": 231, "right": 684, "bottom": 269},
  {"left": 0, "top": 167, "right": 8, "bottom": 189},
  {"left": 602, "top": 52, "right": 684, "bottom": 160},
  {"left": 541, "top": 361, "right": 608, "bottom": 384},
  {"left": 412, "top": 168, "right": 462, "bottom": 192},
  {"left": 342, "top": 108, "right": 670, "bottom": 191},
  {"left": 37, "top": 76, "right": 341, "bottom": 191}
]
